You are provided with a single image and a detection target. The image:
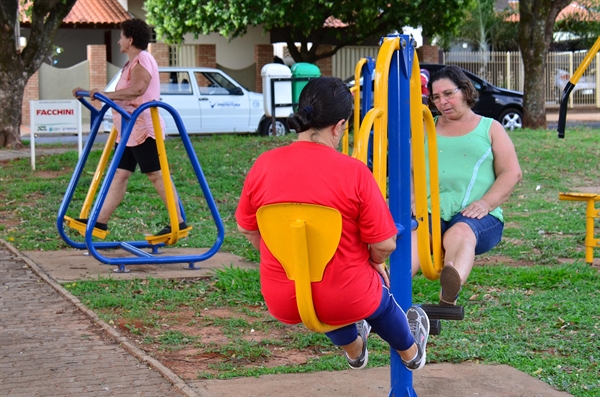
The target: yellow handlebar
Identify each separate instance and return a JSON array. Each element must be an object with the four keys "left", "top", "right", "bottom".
[
  {"left": 570, "top": 36, "right": 600, "bottom": 85},
  {"left": 150, "top": 107, "right": 180, "bottom": 245},
  {"left": 410, "top": 54, "right": 444, "bottom": 280},
  {"left": 79, "top": 126, "right": 118, "bottom": 219},
  {"left": 372, "top": 37, "right": 401, "bottom": 197},
  {"left": 352, "top": 107, "right": 383, "bottom": 165}
]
